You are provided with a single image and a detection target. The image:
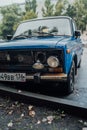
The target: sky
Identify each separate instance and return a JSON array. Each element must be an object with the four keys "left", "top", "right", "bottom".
[{"left": 0, "top": 0, "right": 25, "bottom": 6}]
